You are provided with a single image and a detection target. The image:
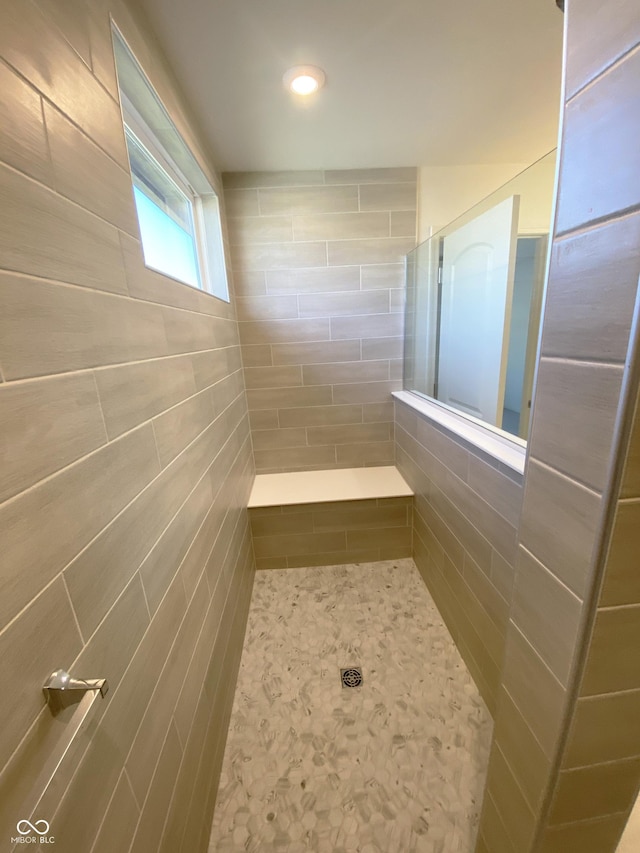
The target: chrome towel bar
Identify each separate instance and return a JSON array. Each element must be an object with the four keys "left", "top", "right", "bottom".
[{"left": 17, "top": 669, "right": 108, "bottom": 836}]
